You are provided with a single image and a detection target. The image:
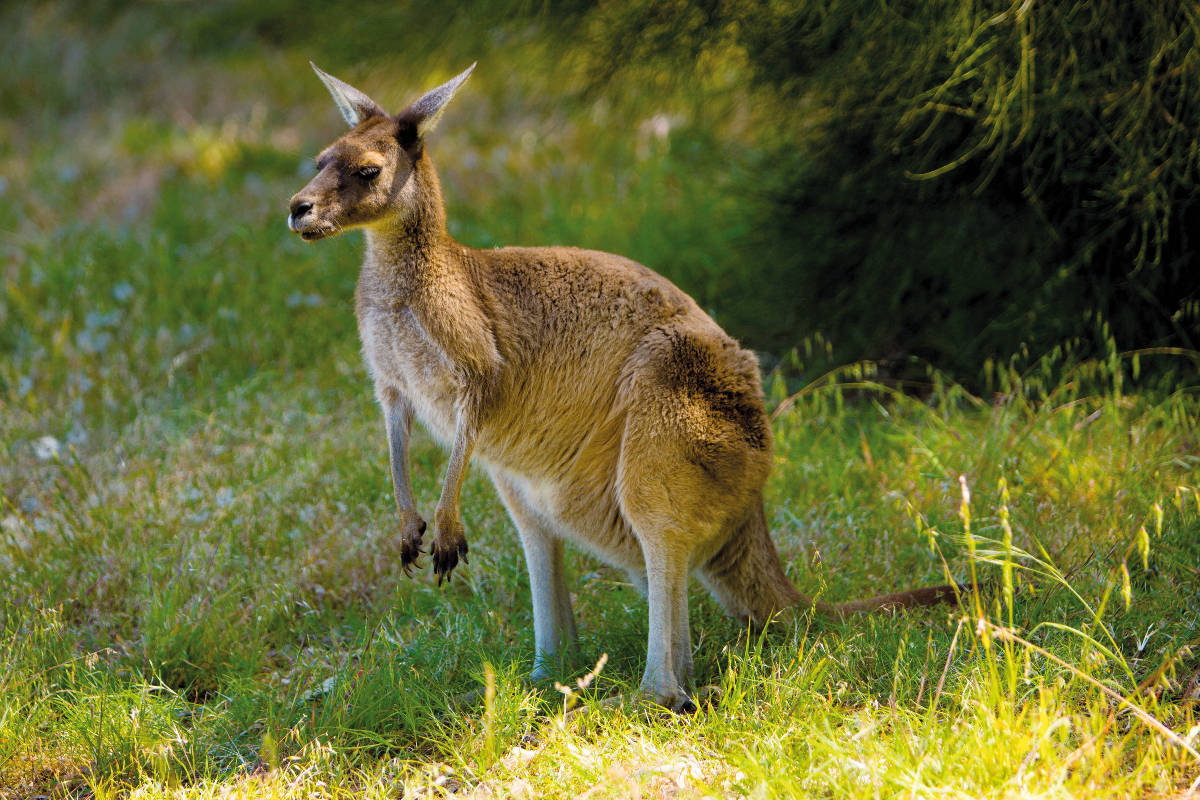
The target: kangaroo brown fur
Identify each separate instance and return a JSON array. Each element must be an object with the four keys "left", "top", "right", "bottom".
[{"left": 287, "top": 63, "right": 961, "bottom": 710}]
